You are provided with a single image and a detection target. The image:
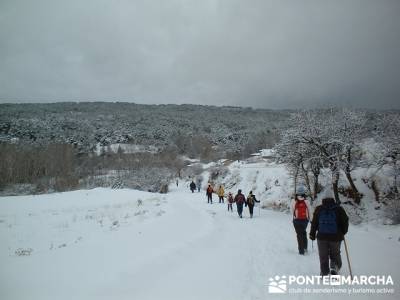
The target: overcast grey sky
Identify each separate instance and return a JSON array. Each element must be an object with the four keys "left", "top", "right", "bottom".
[{"left": 0, "top": 0, "right": 399, "bottom": 109}]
